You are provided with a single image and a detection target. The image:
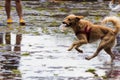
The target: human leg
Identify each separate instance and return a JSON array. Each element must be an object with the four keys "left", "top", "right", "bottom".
[
  {"left": 111, "top": 0, "right": 120, "bottom": 11},
  {"left": 111, "top": 0, "right": 115, "bottom": 4},
  {"left": 15, "top": 0, "right": 25, "bottom": 25},
  {"left": 109, "top": 0, "right": 116, "bottom": 9},
  {"left": 5, "top": 0, "right": 13, "bottom": 24},
  {"left": 119, "top": 0, "right": 120, "bottom": 4}
]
